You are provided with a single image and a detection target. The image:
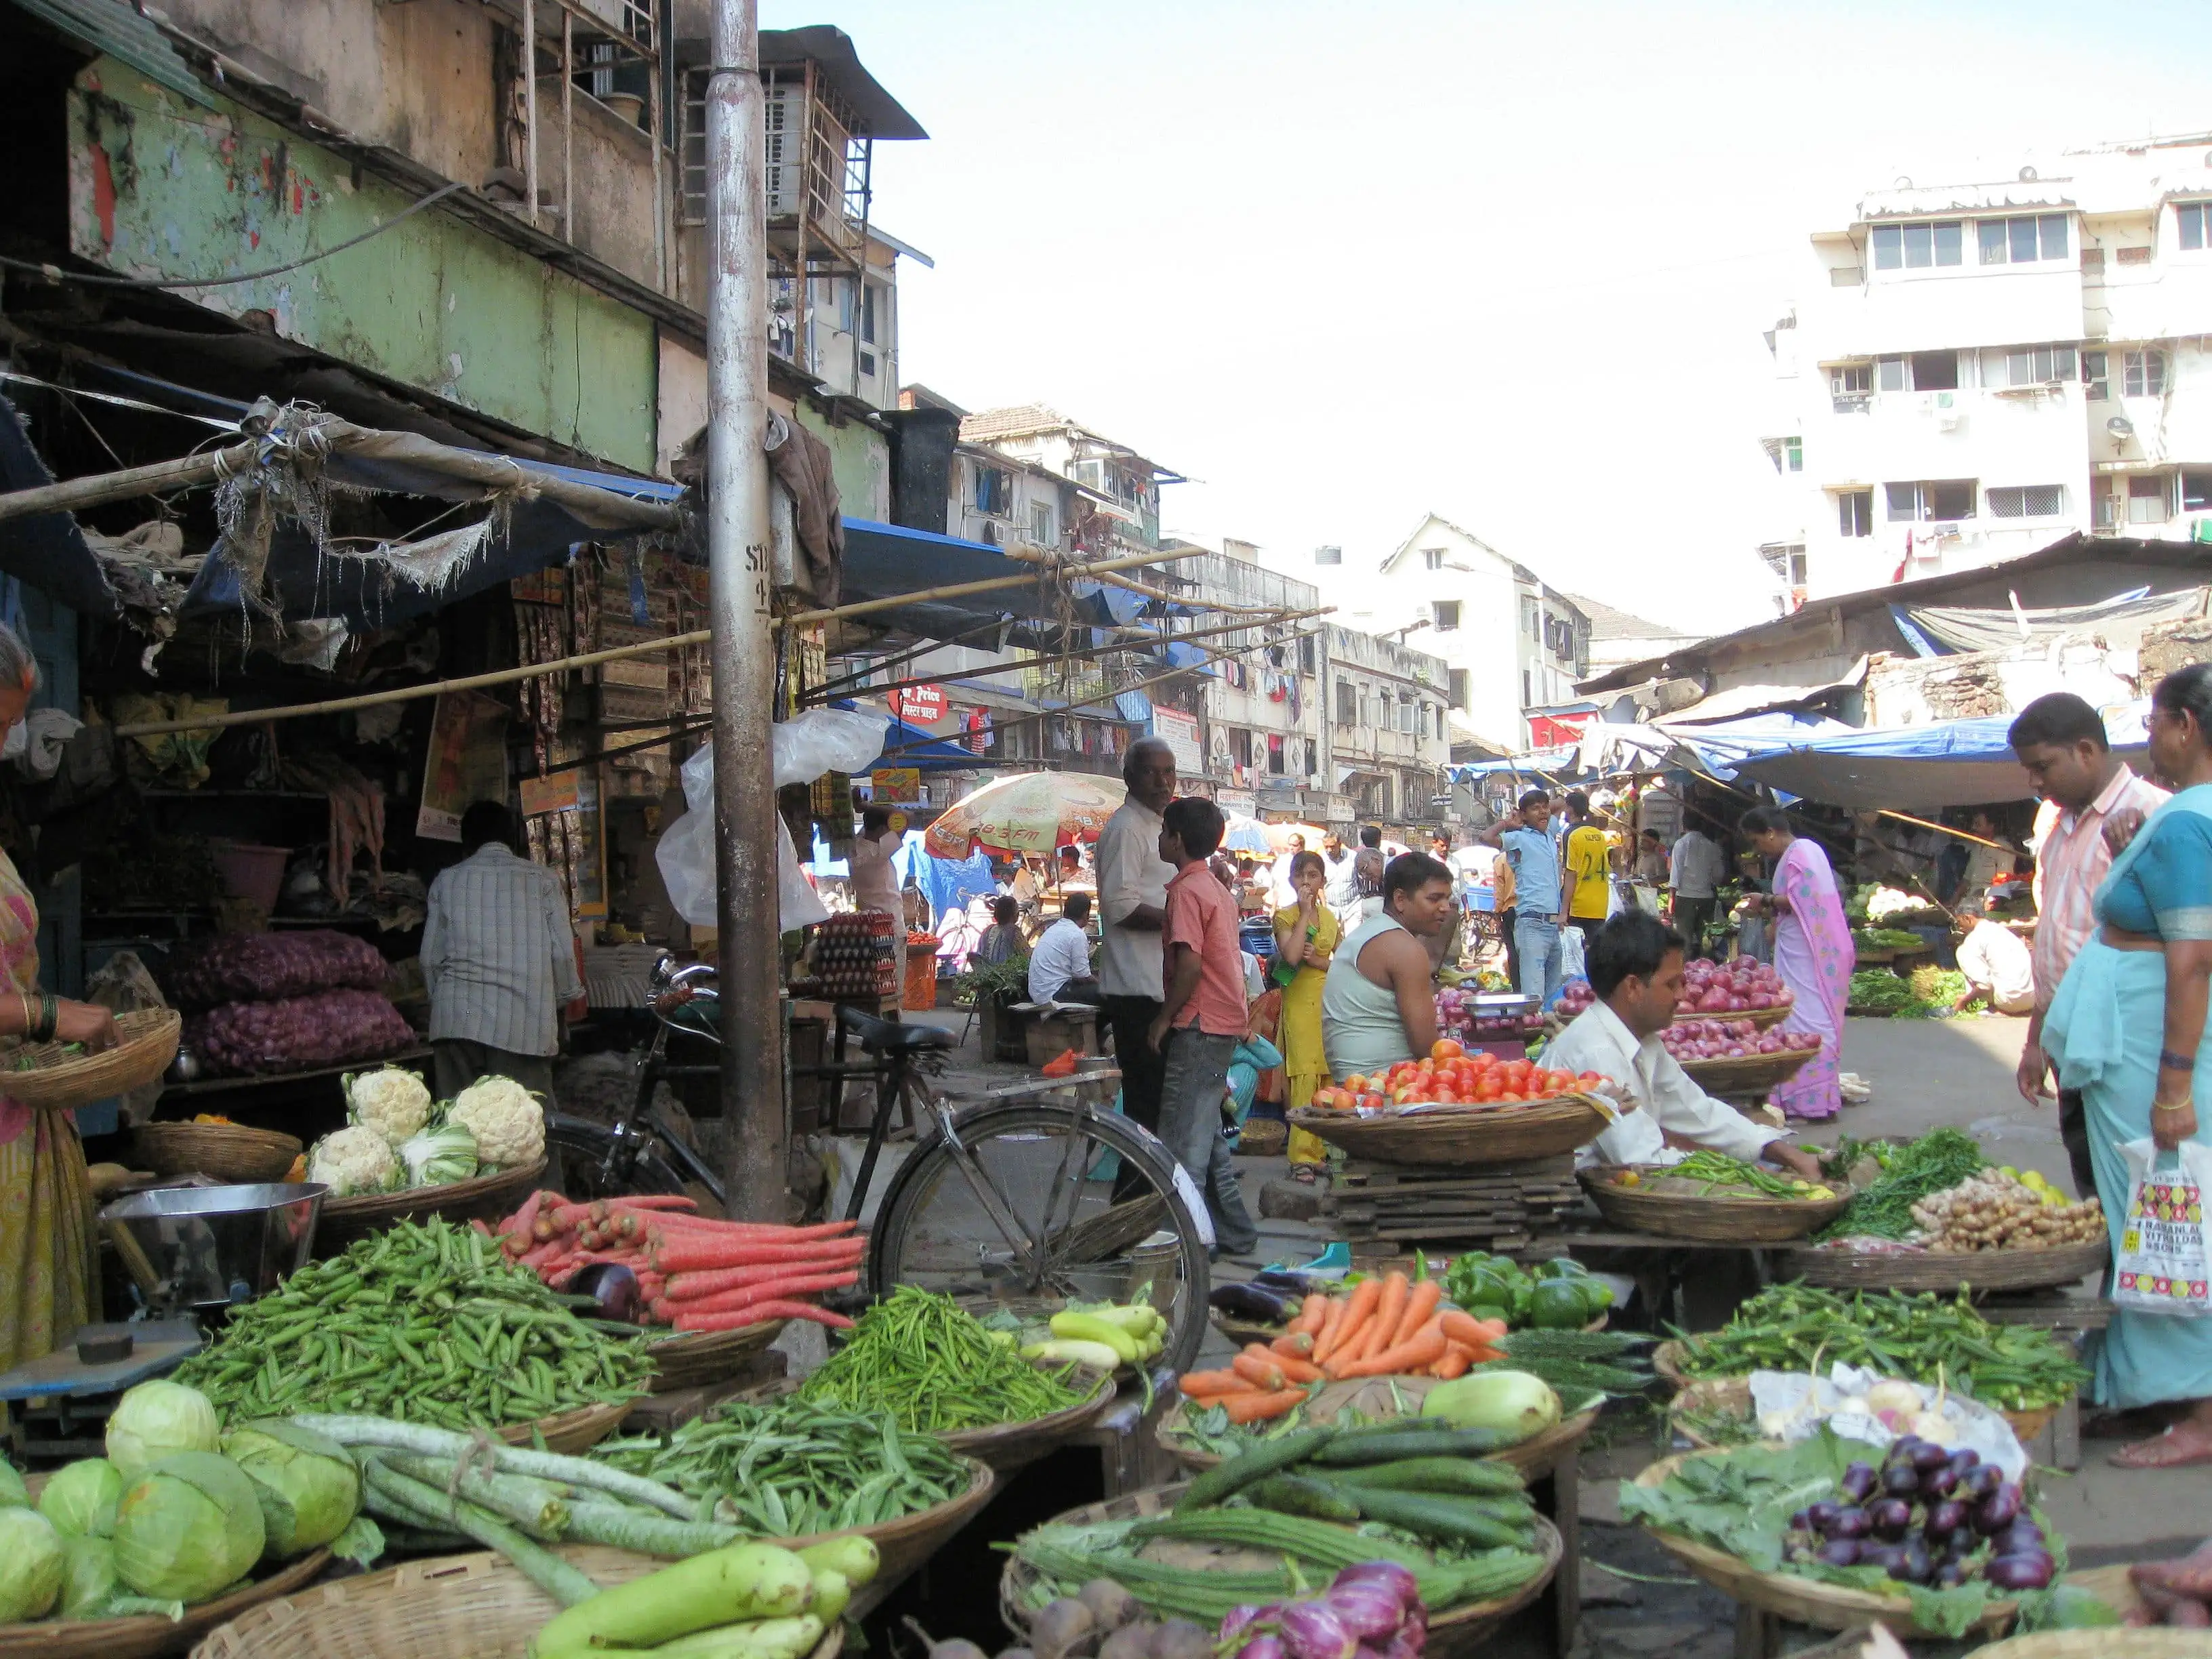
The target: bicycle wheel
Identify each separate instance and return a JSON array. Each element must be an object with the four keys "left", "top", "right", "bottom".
[
  {"left": 545, "top": 1115, "right": 689, "bottom": 1200},
  {"left": 867, "top": 1101, "right": 1213, "bottom": 1373}
]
